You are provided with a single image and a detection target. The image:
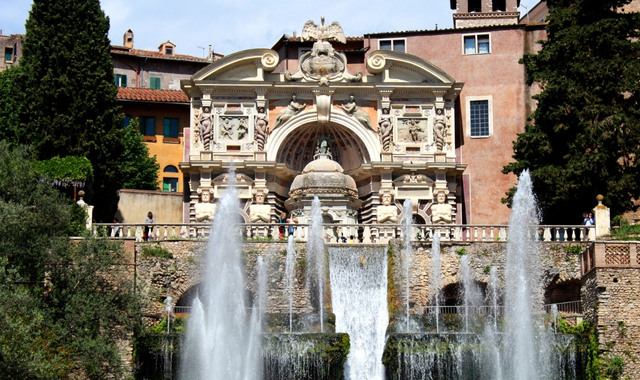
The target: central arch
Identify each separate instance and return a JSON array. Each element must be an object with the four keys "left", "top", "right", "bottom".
[{"left": 266, "top": 110, "right": 381, "bottom": 168}]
